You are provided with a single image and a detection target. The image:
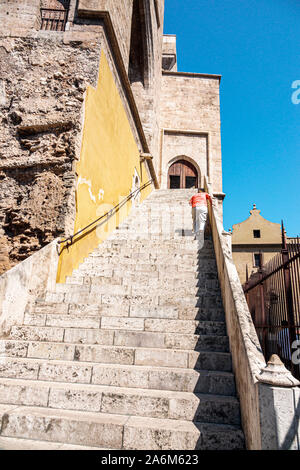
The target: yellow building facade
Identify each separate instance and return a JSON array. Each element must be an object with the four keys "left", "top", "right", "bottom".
[{"left": 231, "top": 205, "right": 282, "bottom": 284}]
